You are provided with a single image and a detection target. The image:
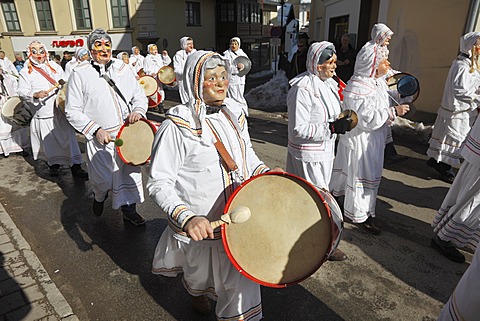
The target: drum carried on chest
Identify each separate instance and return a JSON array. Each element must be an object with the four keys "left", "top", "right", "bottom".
[
  {"left": 55, "top": 85, "right": 67, "bottom": 114},
  {"left": 1, "top": 96, "right": 33, "bottom": 127},
  {"left": 221, "top": 172, "right": 343, "bottom": 288},
  {"left": 115, "top": 118, "right": 157, "bottom": 166},
  {"left": 137, "top": 75, "right": 162, "bottom": 108}
]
